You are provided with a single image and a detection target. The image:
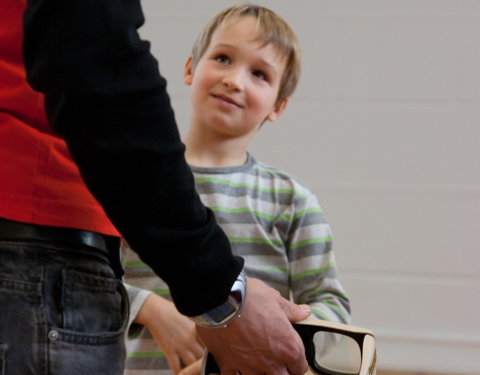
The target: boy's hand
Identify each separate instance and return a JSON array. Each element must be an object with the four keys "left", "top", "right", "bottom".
[
  {"left": 136, "top": 293, "right": 204, "bottom": 374},
  {"left": 179, "top": 358, "right": 202, "bottom": 375},
  {"left": 196, "top": 278, "right": 311, "bottom": 375}
]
